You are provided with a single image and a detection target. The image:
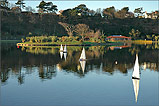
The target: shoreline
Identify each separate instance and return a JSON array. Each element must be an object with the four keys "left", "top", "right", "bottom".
[
  {"left": 1, "top": 40, "right": 158, "bottom": 47},
  {"left": 16, "top": 42, "right": 124, "bottom": 47}
]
